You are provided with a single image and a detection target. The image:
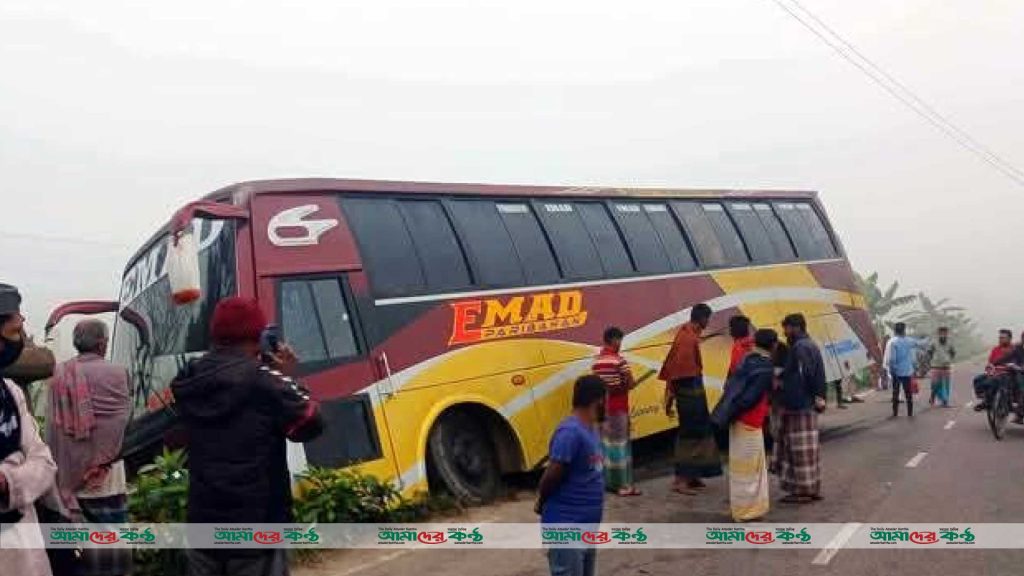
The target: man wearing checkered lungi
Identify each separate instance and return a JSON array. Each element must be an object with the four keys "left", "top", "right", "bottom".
[{"left": 775, "top": 314, "right": 827, "bottom": 504}]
